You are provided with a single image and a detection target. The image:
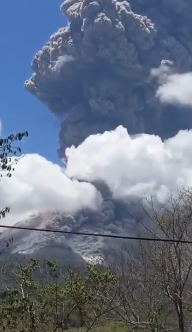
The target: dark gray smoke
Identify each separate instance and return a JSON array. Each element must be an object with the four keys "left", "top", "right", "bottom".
[{"left": 25, "top": 0, "right": 192, "bottom": 157}]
